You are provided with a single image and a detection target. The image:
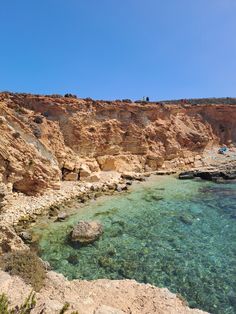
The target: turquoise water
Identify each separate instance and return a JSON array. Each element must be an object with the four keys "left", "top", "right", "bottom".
[{"left": 31, "top": 176, "right": 236, "bottom": 314}]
